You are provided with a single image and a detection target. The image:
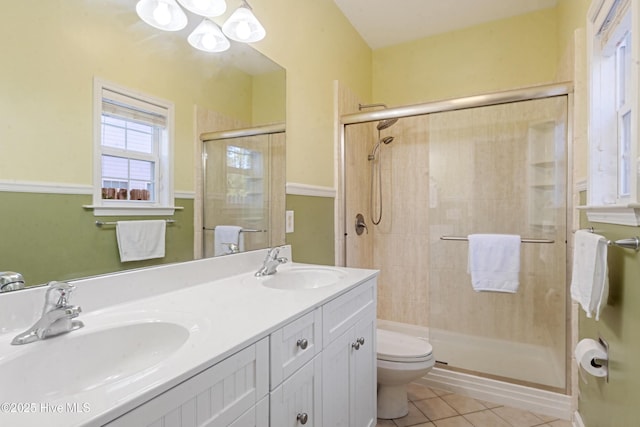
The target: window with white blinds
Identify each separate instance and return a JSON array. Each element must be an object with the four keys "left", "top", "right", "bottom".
[
  {"left": 586, "top": 0, "right": 640, "bottom": 225},
  {"left": 92, "top": 80, "right": 175, "bottom": 215}
]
